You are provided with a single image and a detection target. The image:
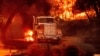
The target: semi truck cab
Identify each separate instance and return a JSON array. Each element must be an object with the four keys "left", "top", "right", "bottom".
[{"left": 33, "top": 16, "right": 62, "bottom": 42}]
